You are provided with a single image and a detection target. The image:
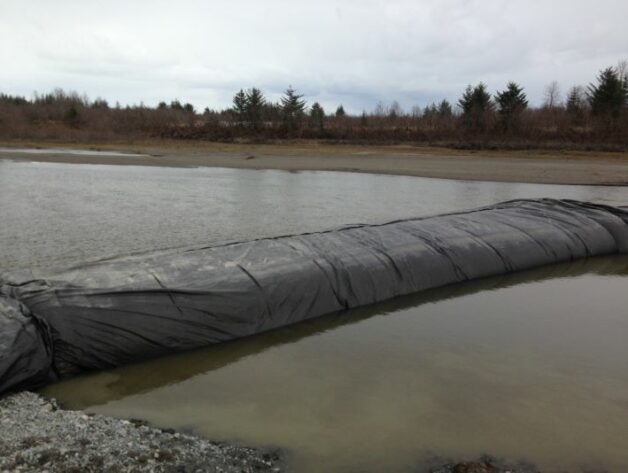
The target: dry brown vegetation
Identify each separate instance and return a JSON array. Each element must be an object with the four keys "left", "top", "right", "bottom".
[{"left": 0, "top": 84, "right": 626, "bottom": 151}]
